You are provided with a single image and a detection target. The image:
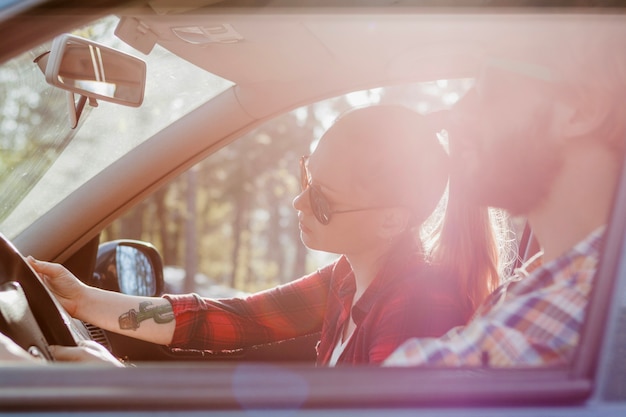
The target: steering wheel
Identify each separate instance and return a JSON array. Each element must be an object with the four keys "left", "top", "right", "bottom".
[{"left": 0, "top": 233, "right": 81, "bottom": 361}]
